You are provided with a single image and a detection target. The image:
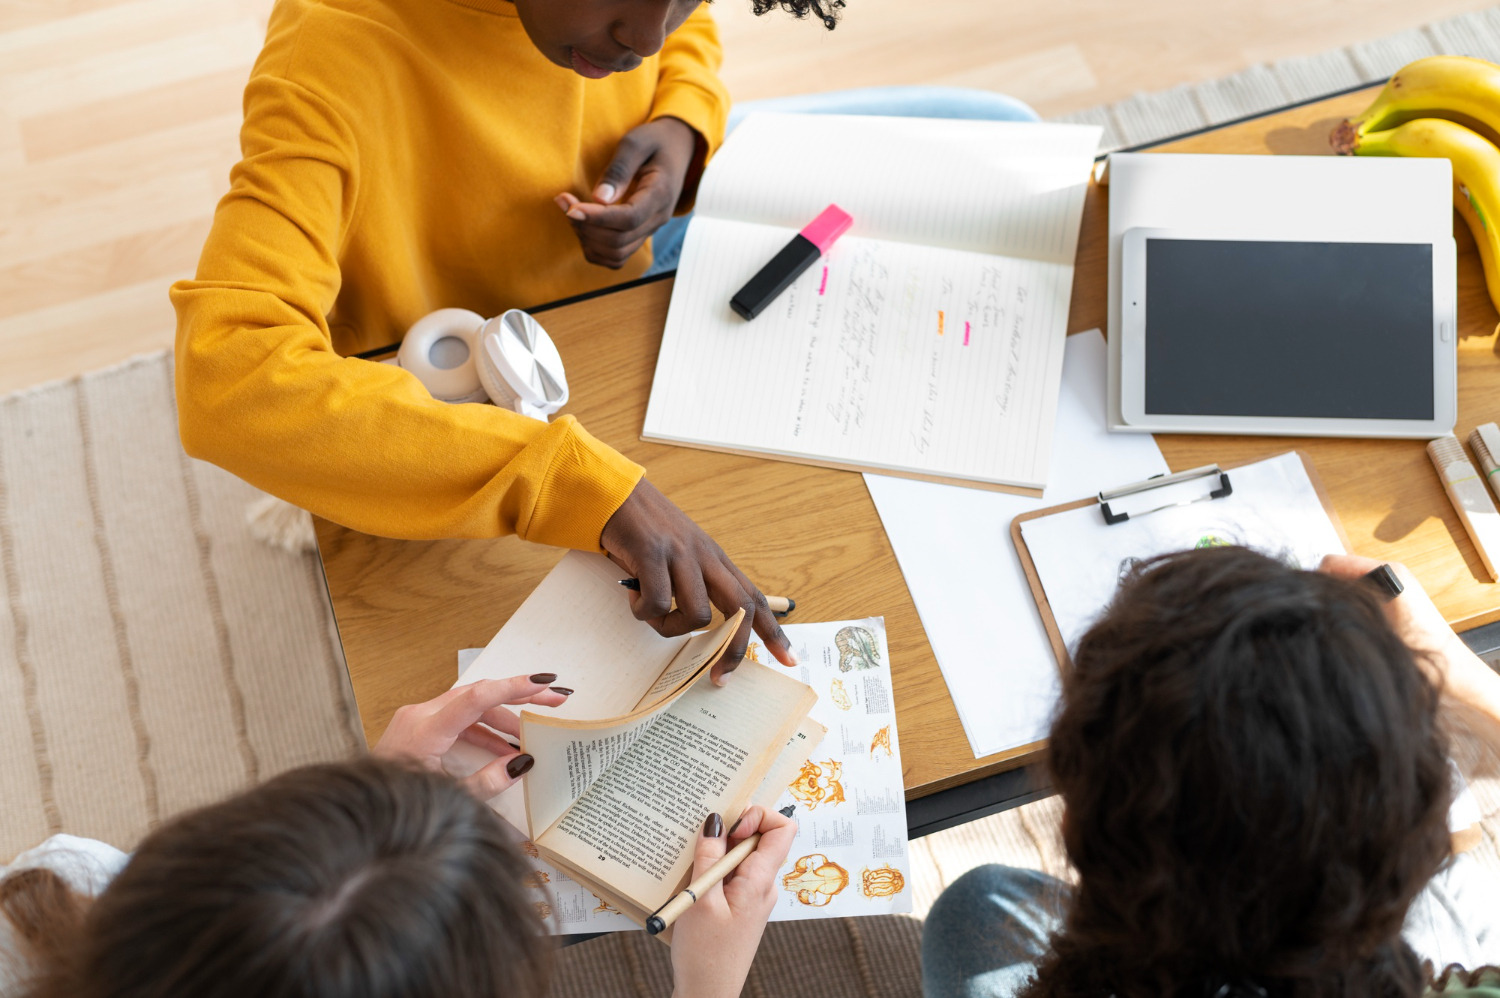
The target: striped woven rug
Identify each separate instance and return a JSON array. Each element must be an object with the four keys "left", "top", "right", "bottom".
[{"left": 0, "top": 354, "right": 361, "bottom": 857}]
